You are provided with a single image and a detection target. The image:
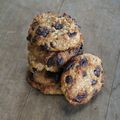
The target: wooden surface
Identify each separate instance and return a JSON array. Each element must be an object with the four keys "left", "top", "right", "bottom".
[{"left": 0, "top": 0, "right": 120, "bottom": 120}]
